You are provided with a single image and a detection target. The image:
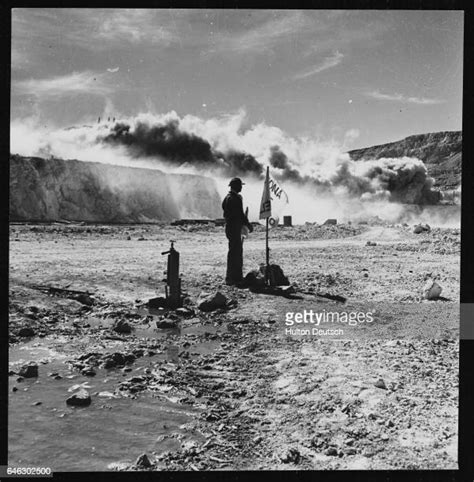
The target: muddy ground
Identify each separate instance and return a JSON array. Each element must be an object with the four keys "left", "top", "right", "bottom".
[{"left": 8, "top": 221, "right": 459, "bottom": 470}]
